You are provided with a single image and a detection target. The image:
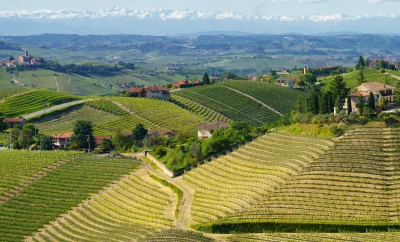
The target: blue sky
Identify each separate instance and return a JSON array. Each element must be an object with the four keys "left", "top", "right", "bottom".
[{"left": 3, "top": 0, "right": 400, "bottom": 16}]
